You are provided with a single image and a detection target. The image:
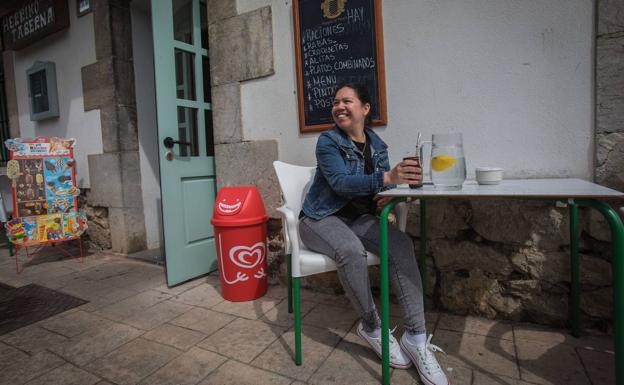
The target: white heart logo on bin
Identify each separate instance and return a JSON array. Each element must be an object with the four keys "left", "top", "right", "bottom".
[{"left": 229, "top": 242, "right": 266, "bottom": 269}]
